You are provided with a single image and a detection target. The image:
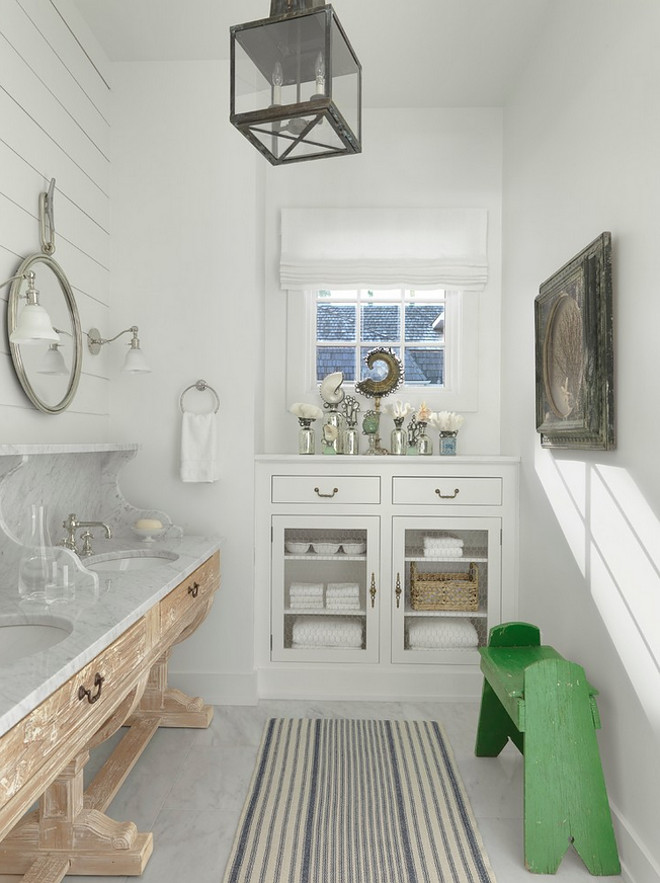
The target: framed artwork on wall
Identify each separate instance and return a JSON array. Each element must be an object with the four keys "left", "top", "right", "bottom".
[{"left": 534, "top": 232, "right": 614, "bottom": 450}]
